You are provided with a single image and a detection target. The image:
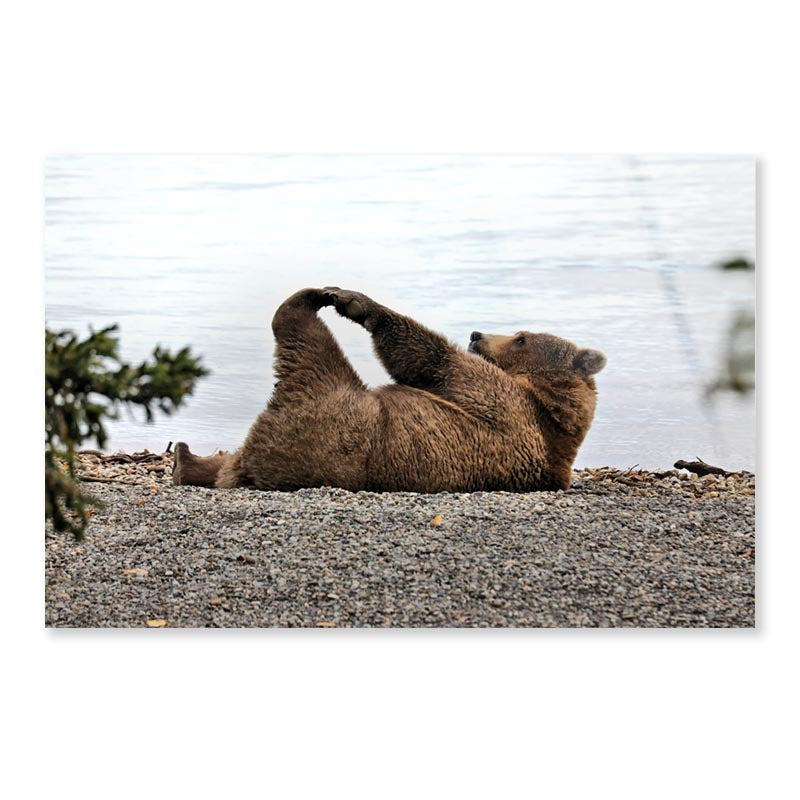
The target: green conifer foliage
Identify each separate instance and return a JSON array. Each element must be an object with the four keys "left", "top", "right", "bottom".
[{"left": 45, "top": 325, "right": 208, "bottom": 539}]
